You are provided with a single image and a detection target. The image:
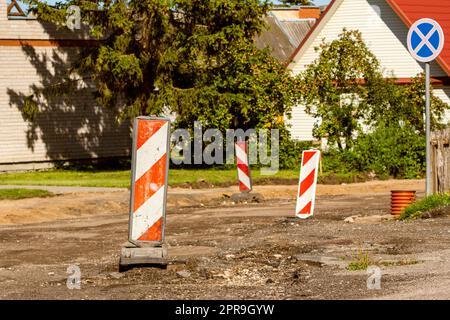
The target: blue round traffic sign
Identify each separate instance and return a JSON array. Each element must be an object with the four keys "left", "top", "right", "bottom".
[{"left": 407, "top": 18, "right": 445, "bottom": 63}]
